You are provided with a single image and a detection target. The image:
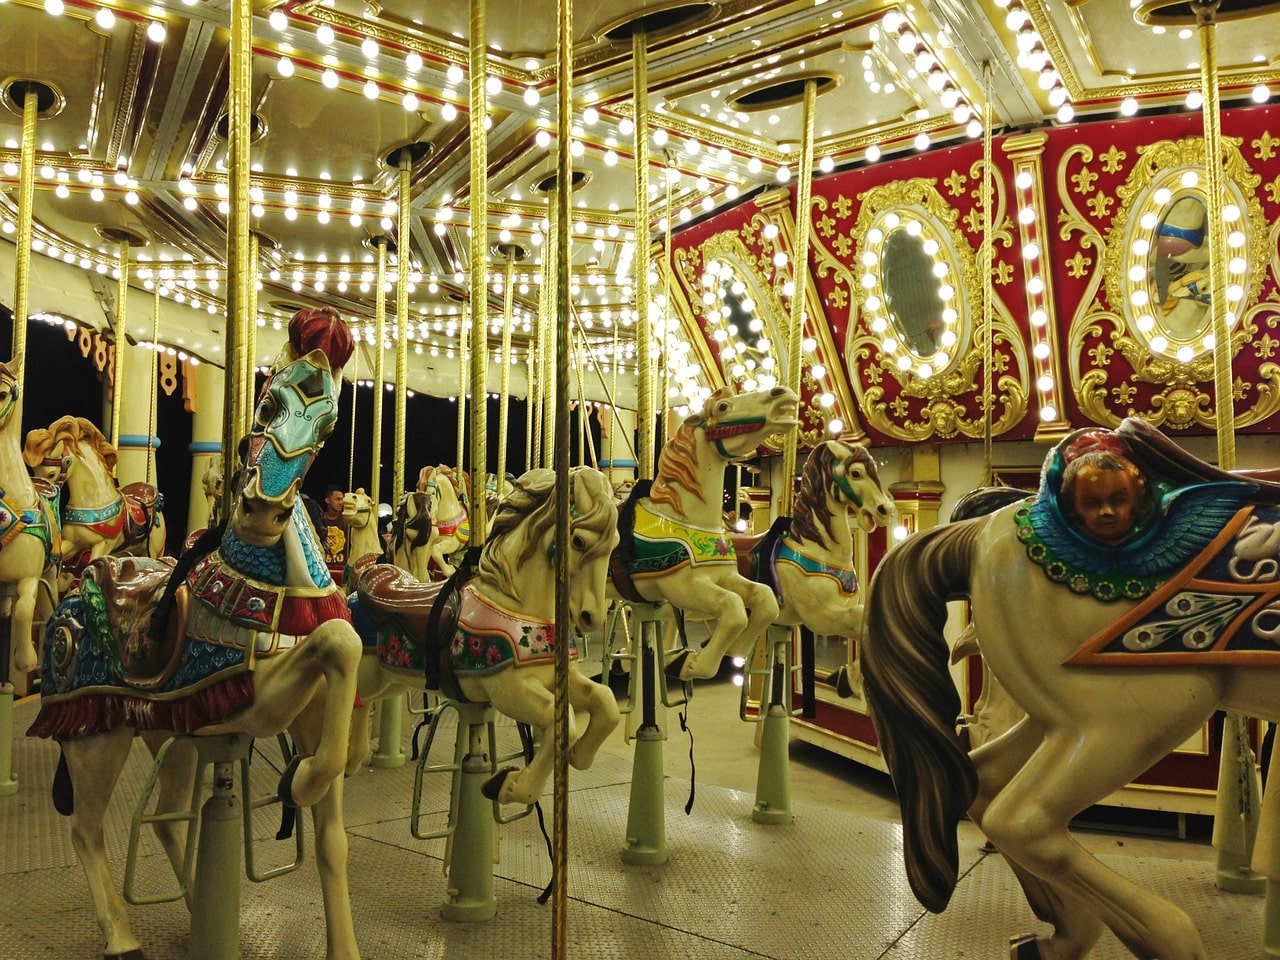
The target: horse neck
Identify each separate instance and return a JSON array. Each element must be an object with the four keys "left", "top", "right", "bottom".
[
  {"left": 220, "top": 501, "right": 332, "bottom": 590},
  {"left": 349, "top": 517, "right": 379, "bottom": 558},
  {"left": 64, "top": 451, "right": 118, "bottom": 509},
  {"left": 476, "top": 526, "right": 554, "bottom": 621},
  {"left": 650, "top": 438, "right": 724, "bottom": 528},
  {"left": 788, "top": 491, "right": 852, "bottom": 565},
  {"left": 0, "top": 400, "right": 35, "bottom": 506},
  {"left": 437, "top": 484, "right": 465, "bottom": 521}
]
